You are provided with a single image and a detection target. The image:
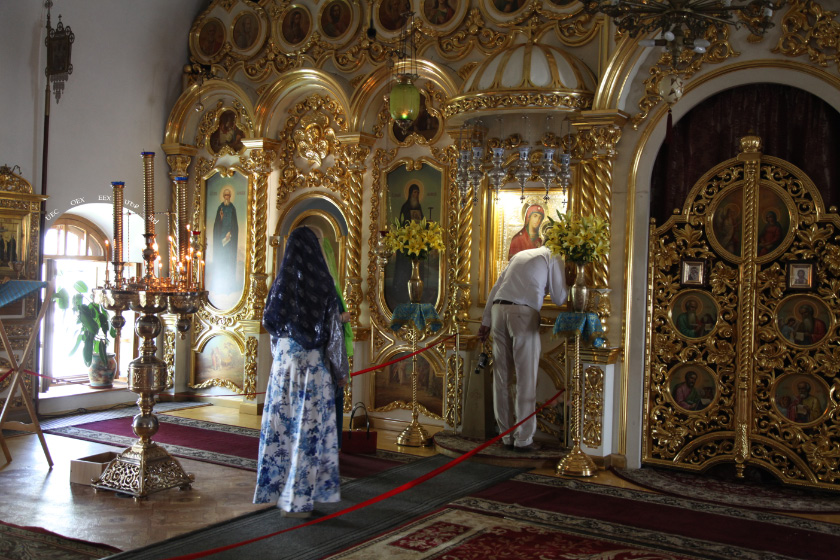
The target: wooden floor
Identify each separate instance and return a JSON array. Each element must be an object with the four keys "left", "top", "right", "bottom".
[{"left": 0, "top": 404, "right": 837, "bottom": 555}]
